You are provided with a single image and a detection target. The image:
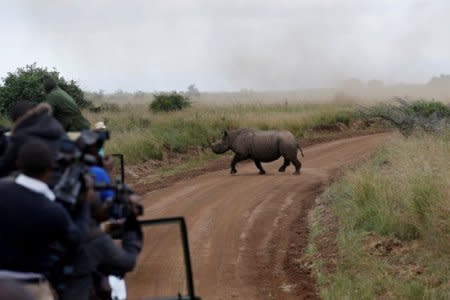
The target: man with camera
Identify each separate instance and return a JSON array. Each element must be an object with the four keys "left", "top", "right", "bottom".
[
  {"left": 0, "top": 140, "right": 92, "bottom": 300},
  {"left": 60, "top": 193, "right": 143, "bottom": 300},
  {"left": 56, "top": 129, "right": 143, "bottom": 300}
]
